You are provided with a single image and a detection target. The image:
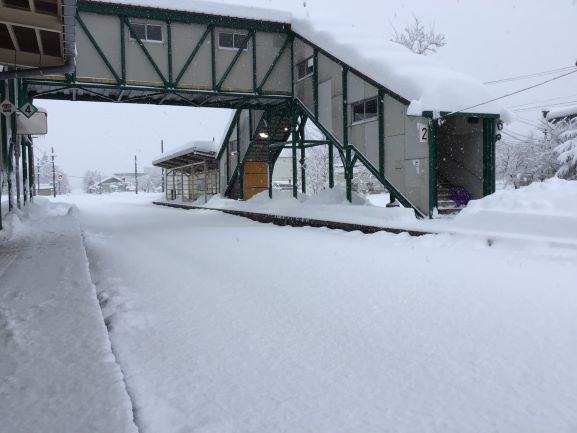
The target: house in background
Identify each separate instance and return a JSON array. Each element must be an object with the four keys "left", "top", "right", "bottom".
[
  {"left": 92, "top": 176, "right": 125, "bottom": 194},
  {"left": 37, "top": 184, "right": 54, "bottom": 196}
]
